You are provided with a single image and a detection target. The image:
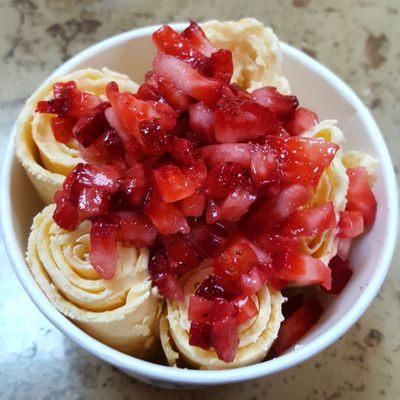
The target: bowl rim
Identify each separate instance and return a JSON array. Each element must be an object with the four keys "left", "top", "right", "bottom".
[{"left": 1, "top": 22, "right": 398, "bottom": 386}]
